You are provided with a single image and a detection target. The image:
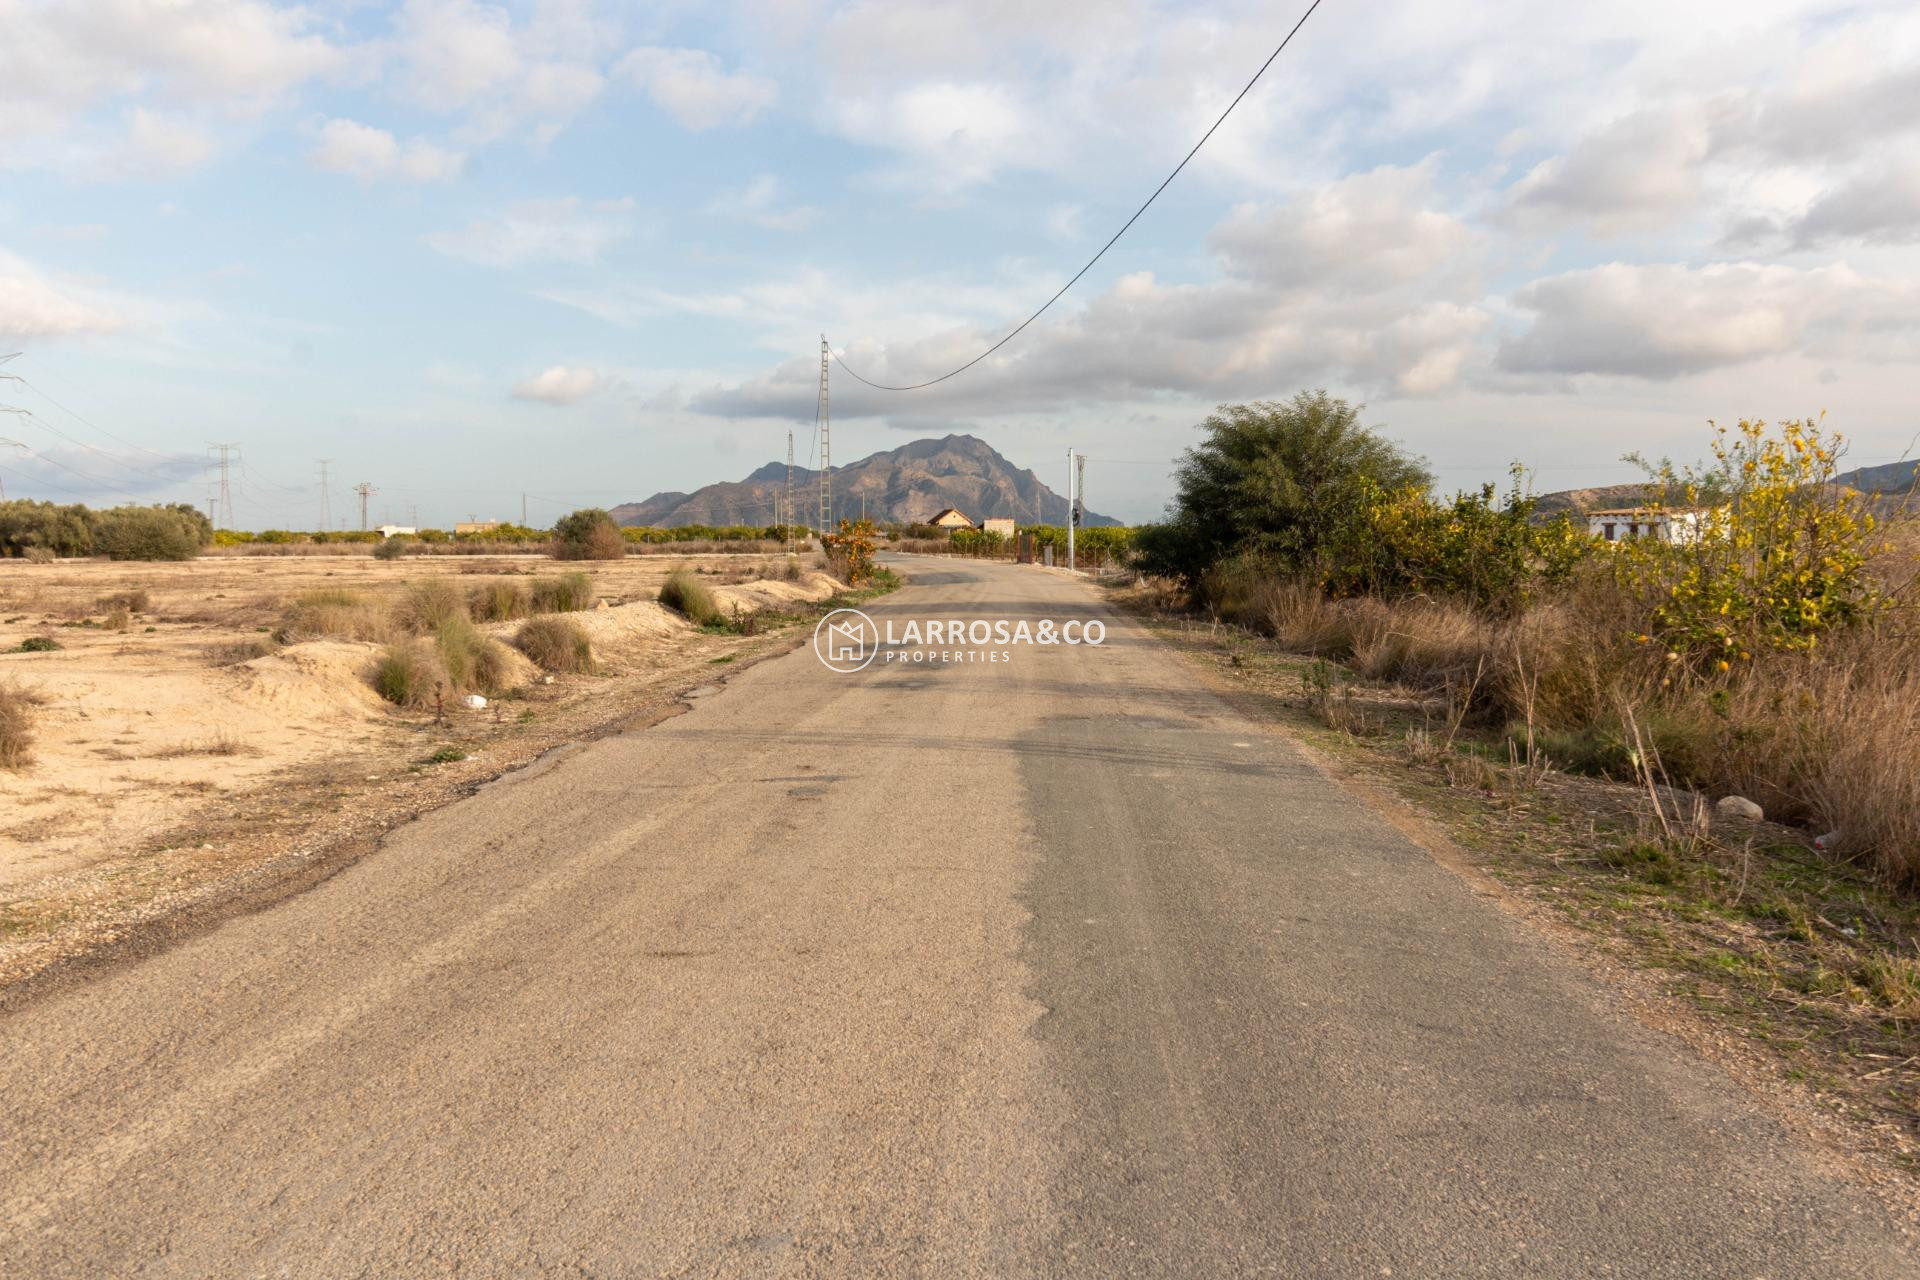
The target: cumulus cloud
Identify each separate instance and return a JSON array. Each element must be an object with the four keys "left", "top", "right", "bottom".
[
  {"left": 427, "top": 197, "right": 635, "bottom": 267},
  {"left": 1505, "top": 106, "right": 1715, "bottom": 233},
  {"left": 1496, "top": 261, "right": 1918, "bottom": 379},
  {"left": 0, "top": 249, "right": 127, "bottom": 340},
  {"left": 512, "top": 365, "right": 604, "bottom": 404},
  {"left": 1209, "top": 161, "right": 1473, "bottom": 293},
  {"left": 310, "top": 118, "right": 465, "bottom": 183},
  {"left": 617, "top": 46, "right": 776, "bottom": 130},
  {"left": 1787, "top": 163, "right": 1920, "bottom": 248}
]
